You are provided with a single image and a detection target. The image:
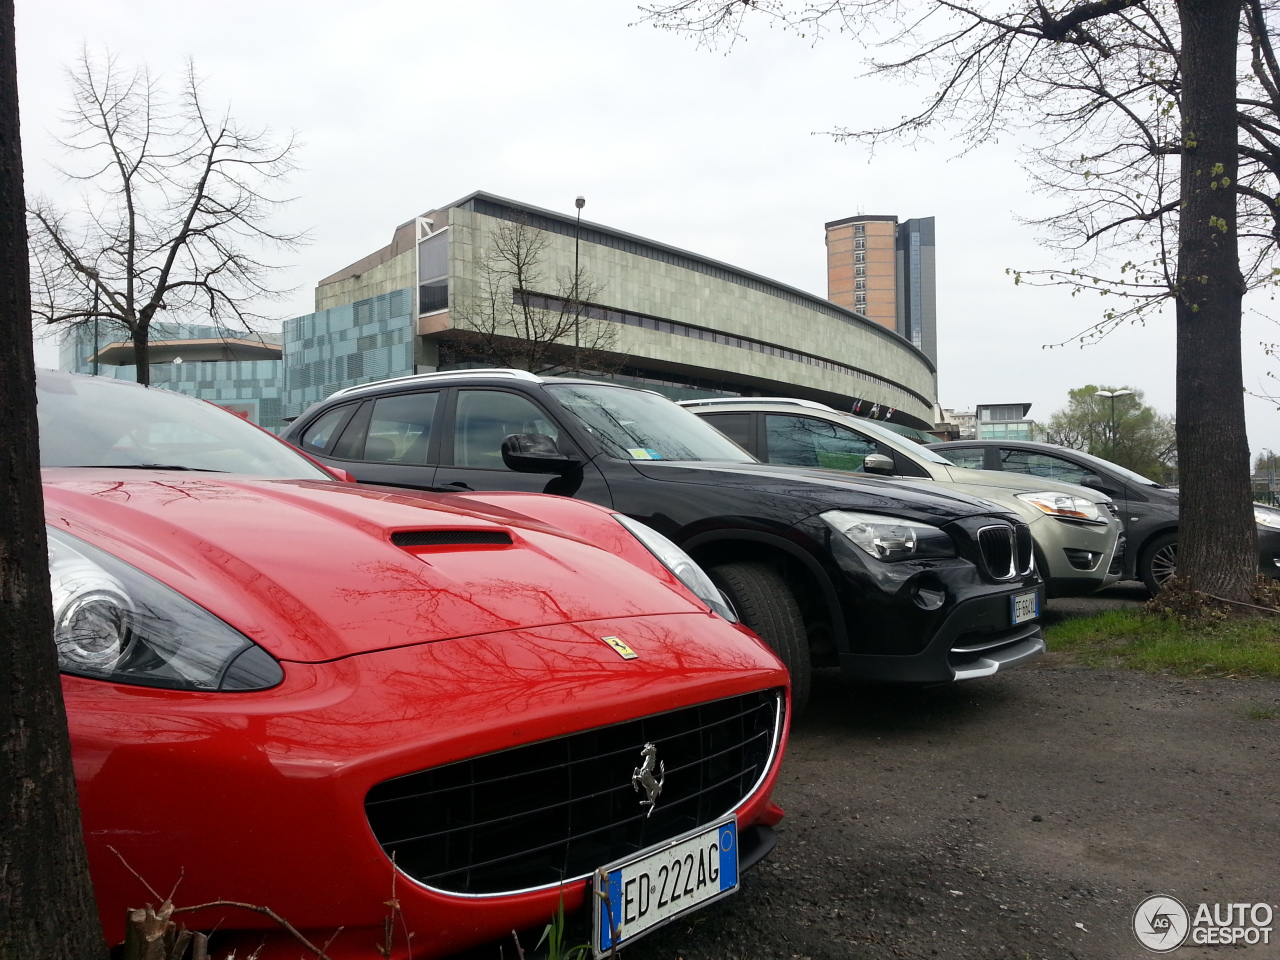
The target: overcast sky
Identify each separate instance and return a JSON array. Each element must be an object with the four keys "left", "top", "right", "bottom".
[{"left": 17, "top": 0, "right": 1280, "bottom": 457}]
